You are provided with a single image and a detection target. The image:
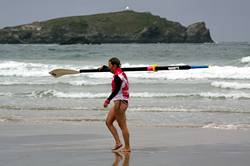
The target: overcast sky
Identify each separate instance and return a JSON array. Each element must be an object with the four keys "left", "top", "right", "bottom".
[{"left": 0, "top": 0, "right": 249, "bottom": 42}]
